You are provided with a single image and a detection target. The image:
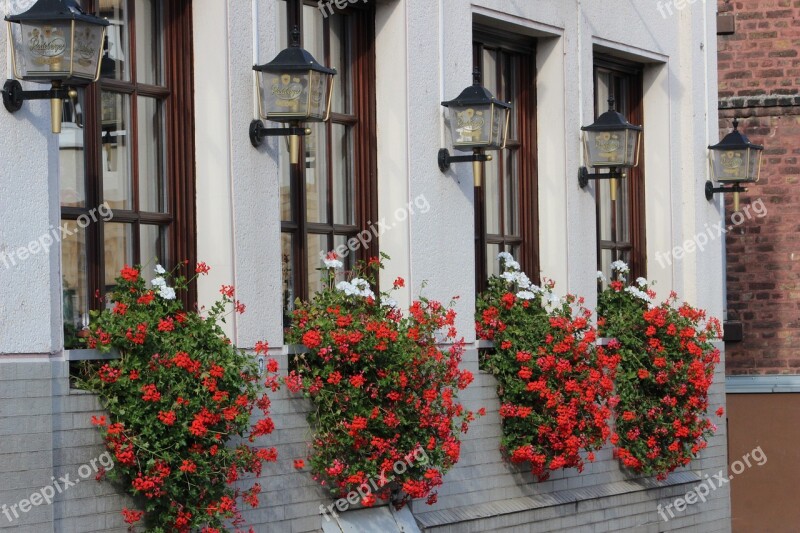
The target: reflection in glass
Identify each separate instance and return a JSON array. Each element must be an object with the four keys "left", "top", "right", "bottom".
[
  {"left": 134, "top": 0, "right": 162, "bottom": 85},
  {"left": 104, "top": 223, "right": 133, "bottom": 290},
  {"left": 101, "top": 92, "right": 132, "bottom": 209},
  {"left": 332, "top": 125, "right": 353, "bottom": 225},
  {"left": 138, "top": 96, "right": 165, "bottom": 212},
  {"left": 282, "top": 233, "right": 295, "bottom": 321},
  {"left": 140, "top": 224, "right": 166, "bottom": 268},
  {"left": 329, "top": 15, "right": 349, "bottom": 114},
  {"left": 484, "top": 155, "right": 500, "bottom": 234},
  {"left": 486, "top": 243, "right": 501, "bottom": 278},
  {"left": 505, "top": 152, "right": 519, "bottom": 236},
  {"left": 62, "top": 219, "right": 88, "bottom": 348},
  {"left": 59, "top": 90, "right": 86, "bottom": 207},
  {"left": 99, "top": 0, "right": 129, "bottom": 80},
  {"left": 306, "top": 233, "right": 327, "bottom": 296},
  {"left": 305, "top": 124, "right": 328, "bottom": 223}
]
